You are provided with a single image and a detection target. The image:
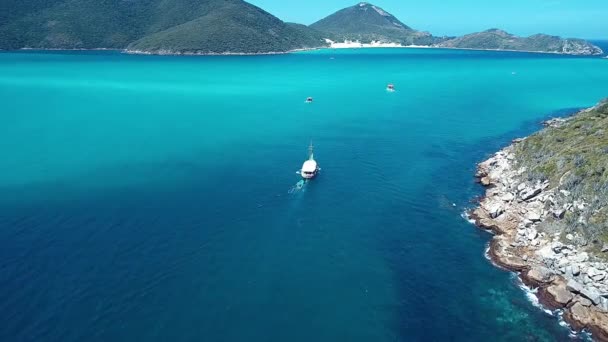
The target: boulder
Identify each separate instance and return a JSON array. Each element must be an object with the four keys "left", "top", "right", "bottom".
[
  {"left": 568, "top": 302, "right": 592, "bottom": 325},
  {"left": 527, "top": 266, "right": 553, "bottom": 284},
  {"left": 527, "top": 230, "right": 538, "bottom": 240},
  {"left": 572, "top": 265, "right": 581, "bottom": 276},
  {"left": 483, "top": 201, "right": 504, "bottom": 219},
  {"left": 581, "top": 287, "right": 602, "bottom": 305},
  {"left": 552, "top": 242, "right": 565, "bottom": 253},
  {"left": 574, "top": 252, "right": 589, "bottom": 263},
  {"left": 501, "top": 193, "right": 515, "bottom": 202},
  {"left": 553, "top": 208, "right": 566, "bottom": 219},
  {"left": 557, "top": 257, "right": 570, "bottom": 268},
  {"left": 588, "top": 267, "right": 600, "bottom": 277},
  {"left": 527, "top": 210, "right": 542, "bottom": 222},
  {"left": 567, "top": 279, "right": 585, "bottom": 293},
  {"left": 547, "top": 285, "right": 574, "bottom": 306},
  {"left": 520, "top": 187, "right": 542, "bottom": 201},
  {"left": 576, "top": 295, "right": 593, "bottom": 307},
  {"left": 599, "top": 297, "right": 608, "bottom": 313}
]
